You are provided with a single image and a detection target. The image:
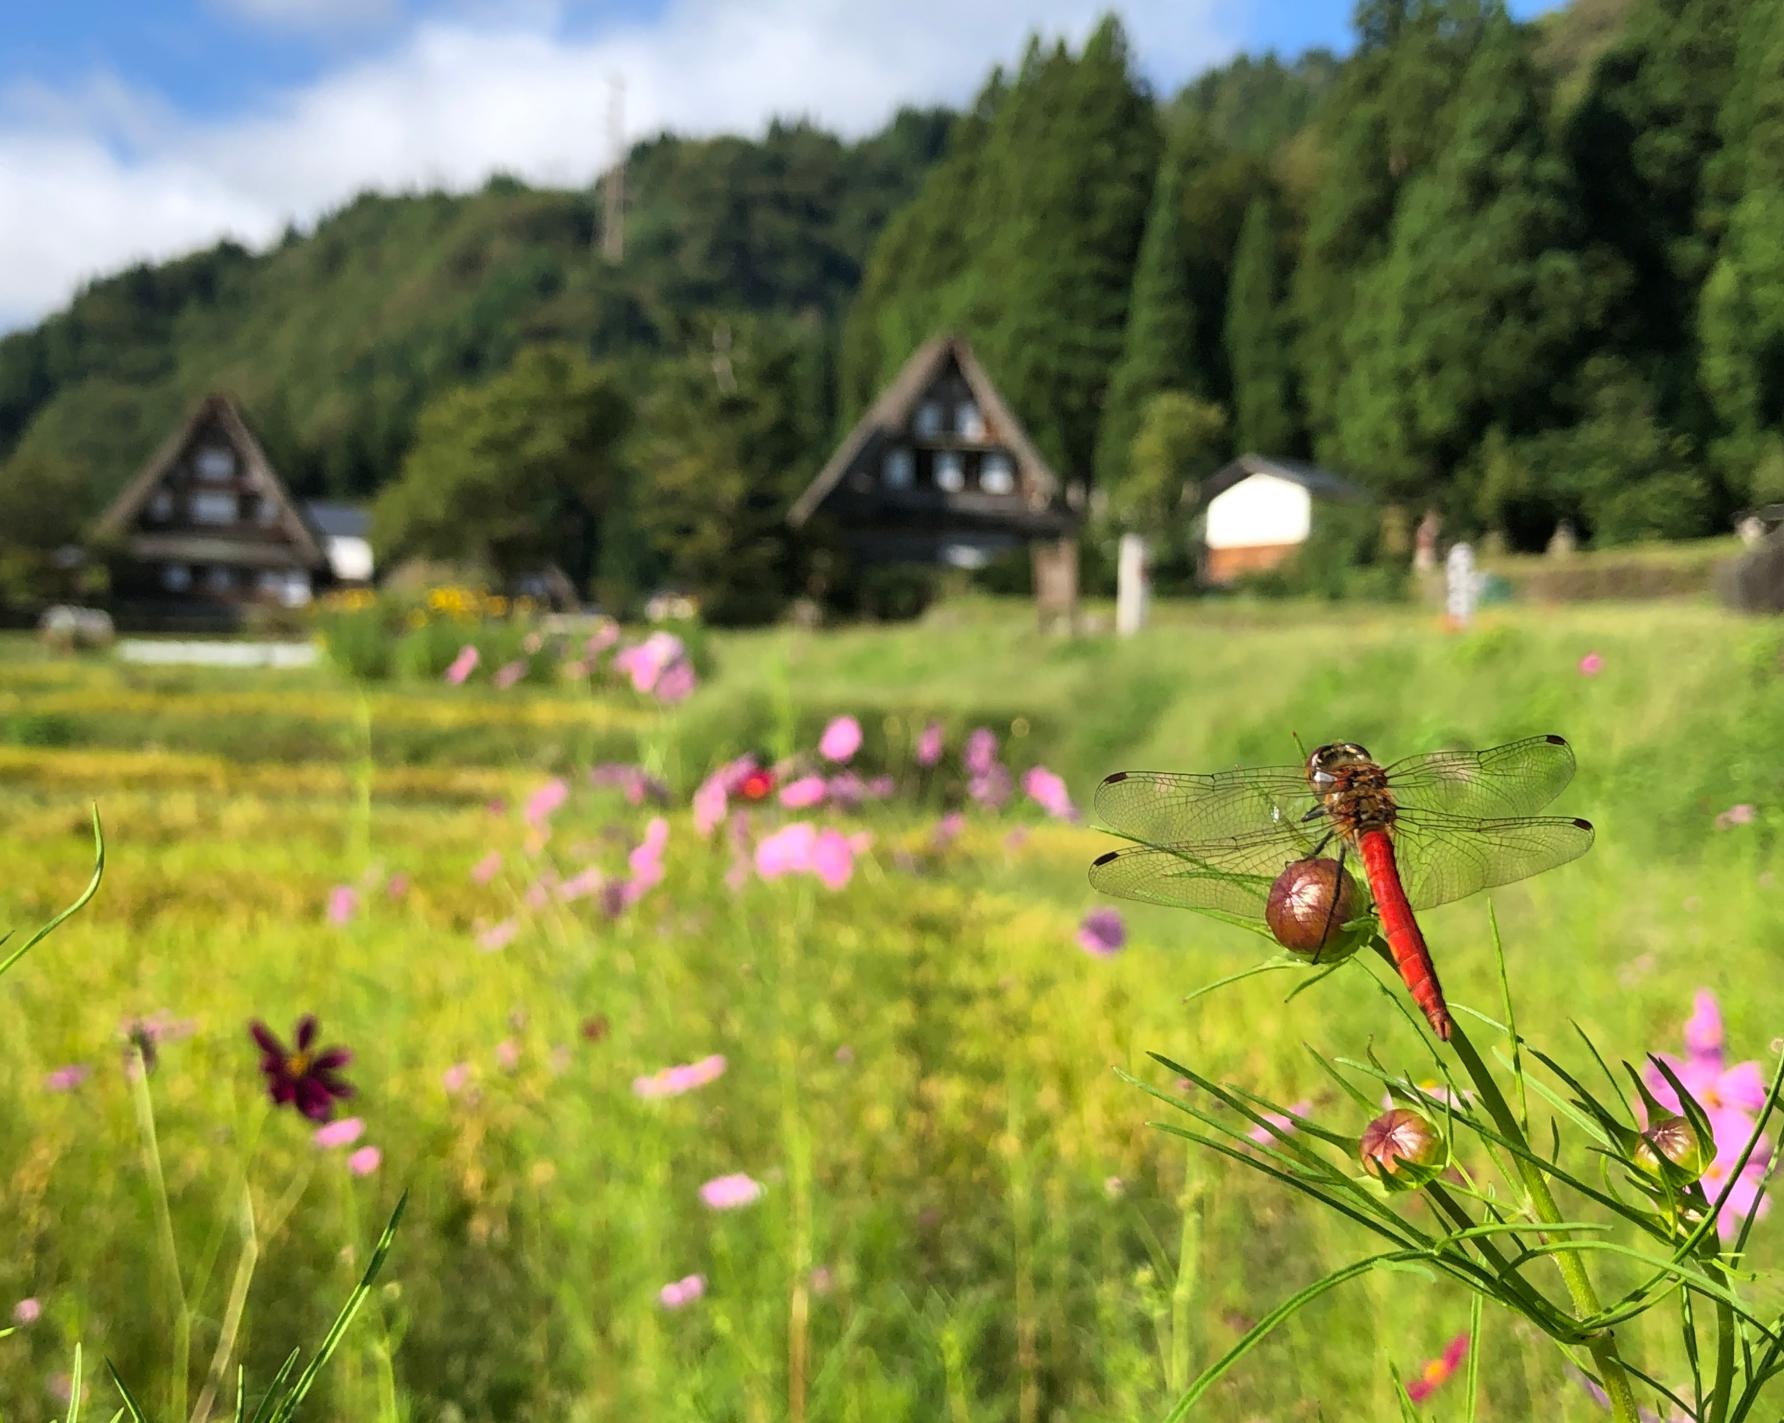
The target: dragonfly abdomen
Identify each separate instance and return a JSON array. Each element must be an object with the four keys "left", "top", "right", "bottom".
[{"left": 1357, "top": 829, "right": 1453, "bottom": 1040}]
